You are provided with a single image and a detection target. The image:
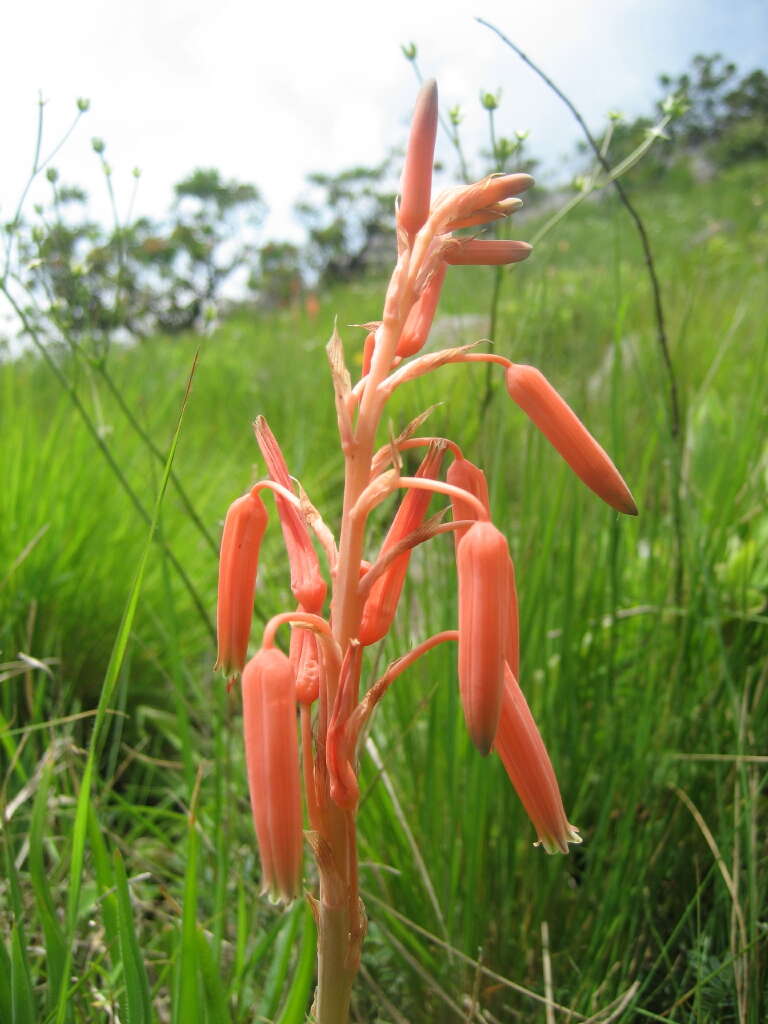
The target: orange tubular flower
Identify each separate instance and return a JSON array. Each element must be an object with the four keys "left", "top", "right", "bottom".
[
  {"left": 242, "top": 647, "right": 303, "bottom": 902},
  {"left": 456, "top": 521, "right": 511, "bottom": 755},
  {"left": 444, "top": 238, "right": 532, "bottom": 266},
  {"left": 448, "top": 456, "right": 519, "bottom": 678},
  {"left": 504, "top": 363, "right": 638, "bottom": 515},
  {"left": 495, "top": 665, "right": 581, "bottom": 854},
  {"left": 215, "top": 492, "right": 268, "bottom": 677},
  {"left": 359, "top": 443, "right": 446, "bottom": 645},
  {"left": 396, "top": 263, "right": 447, "bottom": 358},
  {"left": 398, "top": 79, "right": 438, "bottom": 238}
]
